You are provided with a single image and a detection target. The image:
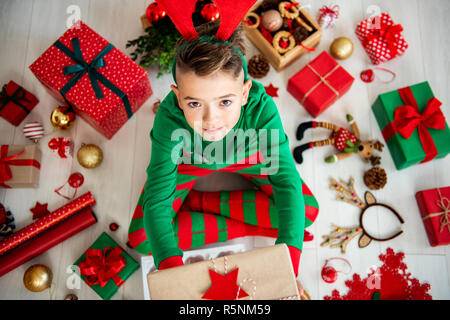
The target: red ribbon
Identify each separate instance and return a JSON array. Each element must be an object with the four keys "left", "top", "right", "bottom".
[
  {"left": 365, "top": 20, "right": 404, "bottom": 57},
  {"left": 78, "top": 246, "right": 126, "bottom": 288},
  {"left": 382, "top": 87, "right": 446, "bottom": 163},
  {"left": 319, "top": 5, "right": 339, "bottom": 18},
  {"left": 48, "top": 137, "right": 71, "bottom": 159},
  {"left": 285, "top": 2, "right": 300, "bottom": 10},
  {"left": 0, "top": 145, "right": 41, "bottom": 188}
]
